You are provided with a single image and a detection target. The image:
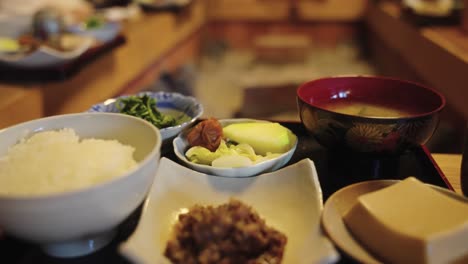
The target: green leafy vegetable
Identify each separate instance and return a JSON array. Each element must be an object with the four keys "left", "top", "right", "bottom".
[
  {"left": 84, "top": 16, "right": 104, "bottom": 30},
  {"left": 116, "top": 95, "right": 177, "bottom": 129}
]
